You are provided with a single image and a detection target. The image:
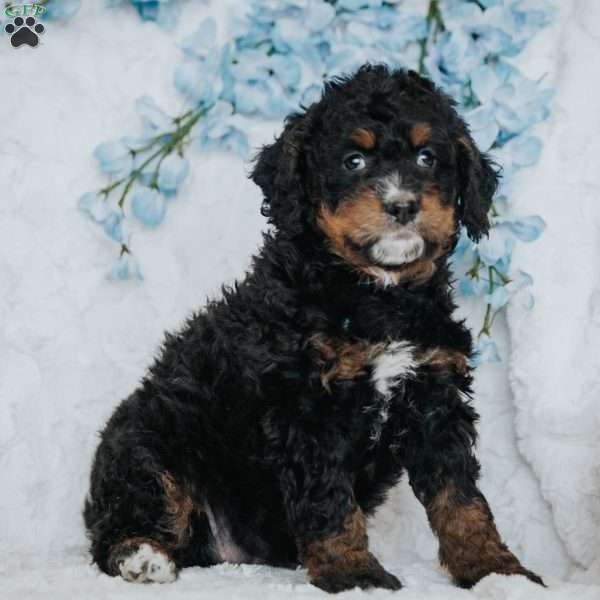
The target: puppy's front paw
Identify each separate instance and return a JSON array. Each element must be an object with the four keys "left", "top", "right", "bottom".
[
  {"left": 455, "top": 563, "right": 545, "bottom": 589},
  {"left": 310, "top": 552, "right": 402, "bottom": 594}
]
